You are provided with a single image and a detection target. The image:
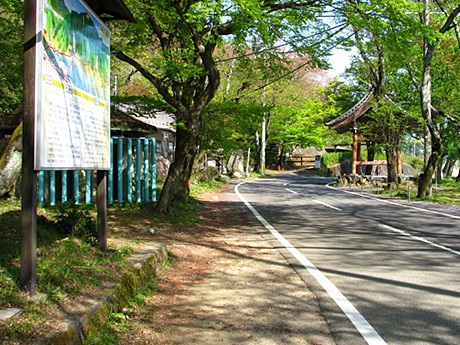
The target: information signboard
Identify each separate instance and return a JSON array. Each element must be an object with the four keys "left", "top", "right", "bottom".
[{"left": 35, "top": 0, "right": 111, "bottom": 170}]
